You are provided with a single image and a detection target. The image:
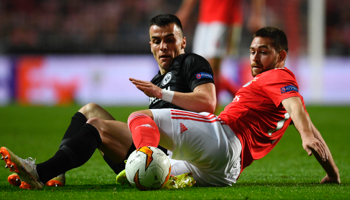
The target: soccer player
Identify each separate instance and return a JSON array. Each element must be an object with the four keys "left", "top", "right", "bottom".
[
  {"left": 1, "top": 14, "right": 216, "bottom": 189},
  {"left": 126, "top": 26, "right": 340, "bottom": 186},
  {"left": 176, "top": 0, "right": 265, "bottom": 109}
]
